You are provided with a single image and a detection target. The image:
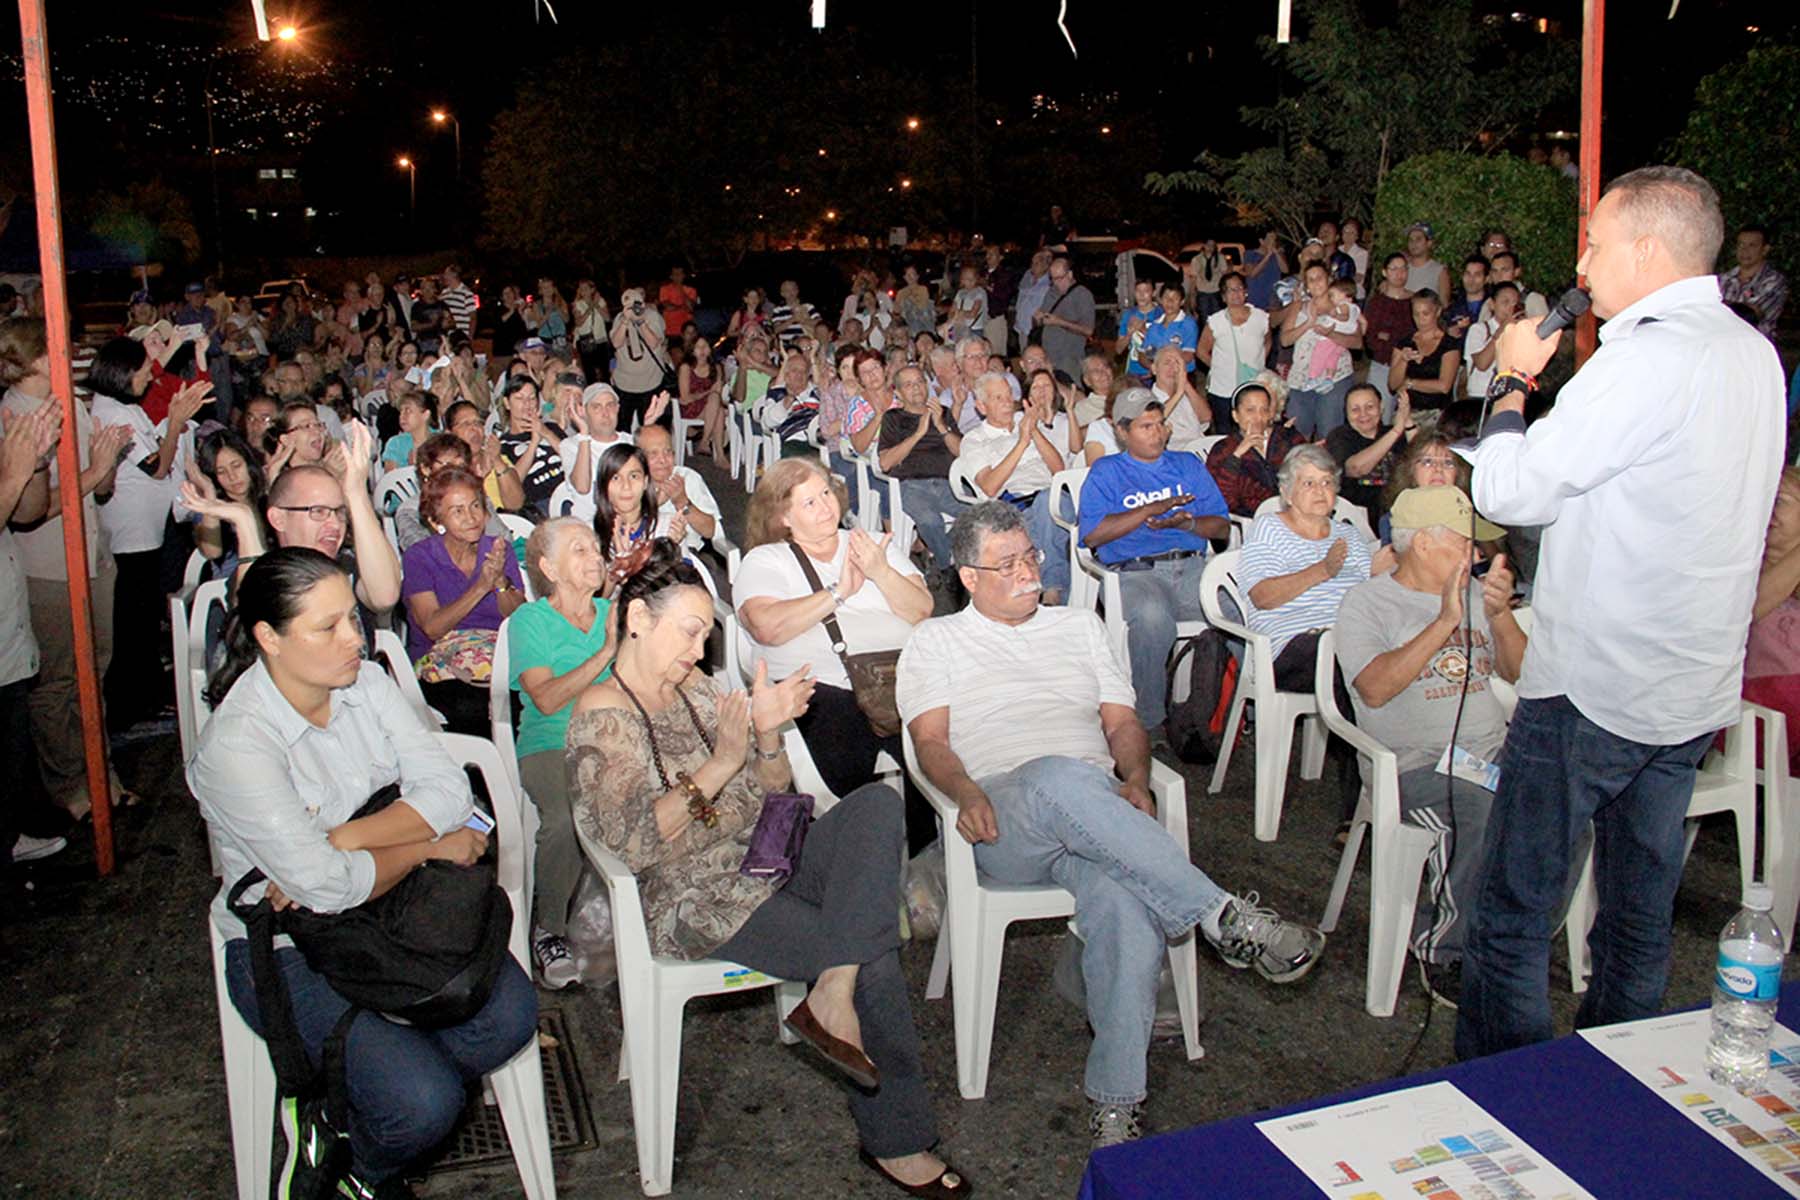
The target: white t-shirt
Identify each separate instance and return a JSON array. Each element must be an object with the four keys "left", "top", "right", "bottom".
[
  {"left": 1152, "top": 383, "right": 1210, "bottom": 455},
  {"left": 958, "top": 417, "right": 1057, "bottom": 496},
  {"left": 0, "top": 388, "right": 108, "bottom": 578},
  {"left": 1464, "top": 317, "right": 1499, "bottom": 398},
  {"left": 896, "top": 604, "right": 1134, "bottom": 783},
  {"left": 655, "top": 466, "right": 721, "bottom": 553},
  {"left": 1204, "top": 307, "right": 1270, "bottom": 399},
  {"left": 558, "top": 432, "right": 633, "bottom": 502},
  {"left": 315, "top": 404, "right": 346, "bottom": 444},
  {"left": 734, "top": 534, "right": 923, "bottom": 692},
  {"left": 89, "top": 395, "right": 188, "bottom": 553},
  {"left": 1082, "top": 414, "right": 1120, "bottom": 459}
]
